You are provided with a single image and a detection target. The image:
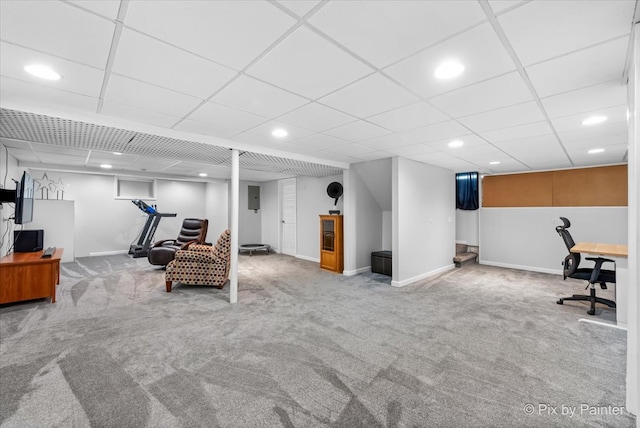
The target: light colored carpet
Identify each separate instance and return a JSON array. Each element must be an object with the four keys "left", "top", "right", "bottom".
[{"left": 0, "top": 253, "right": 634, "bottom": 427}]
